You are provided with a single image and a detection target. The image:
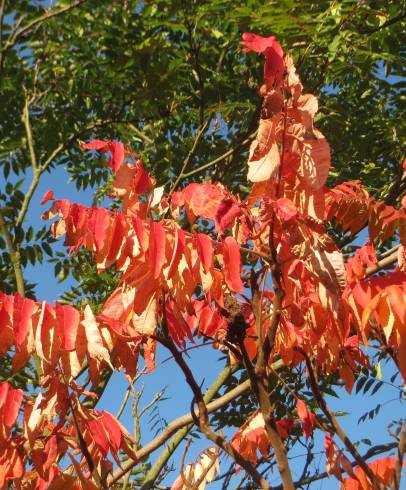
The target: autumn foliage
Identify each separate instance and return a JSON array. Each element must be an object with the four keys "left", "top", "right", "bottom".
[{"left": 0, "top": 32, "right": 405, "bottom": 489}]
